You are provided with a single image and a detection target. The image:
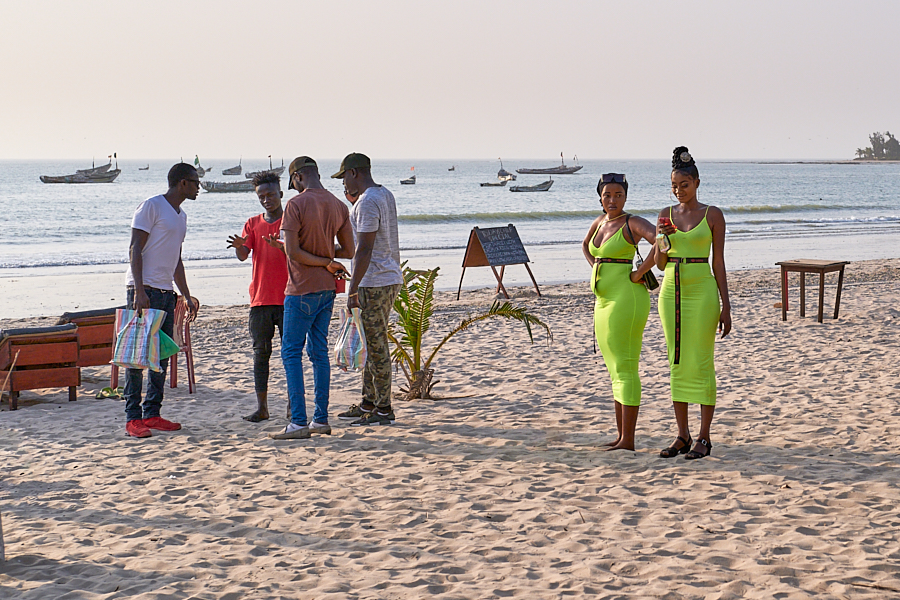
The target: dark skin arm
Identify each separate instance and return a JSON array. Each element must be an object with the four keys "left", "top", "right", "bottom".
[
  {"left": 280, "top": 229, "right": 353, "bottom": 276},
  {"left": 173, "top": 255, "right": 198, "bottom": 322},
  {"left": 582, "top": 215, "right": 604, "bottom": 266},
  {"left": 707, "top": 206, "right": 732, "bottom": 337},
  {"left": 227, "top": 234, "right": 250, "bottom": 262},
  {"left": 655, "top": 208, "right": 676, "bottom": 270},
  {"left": 129, "top": 228, "right": 151, "bottom": 313},
  {"left": 623, "top": 216, "right": 660, "bottom": 283},
  {"left": 347, "top": 231, "right": 377, "bottom": 309}
]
